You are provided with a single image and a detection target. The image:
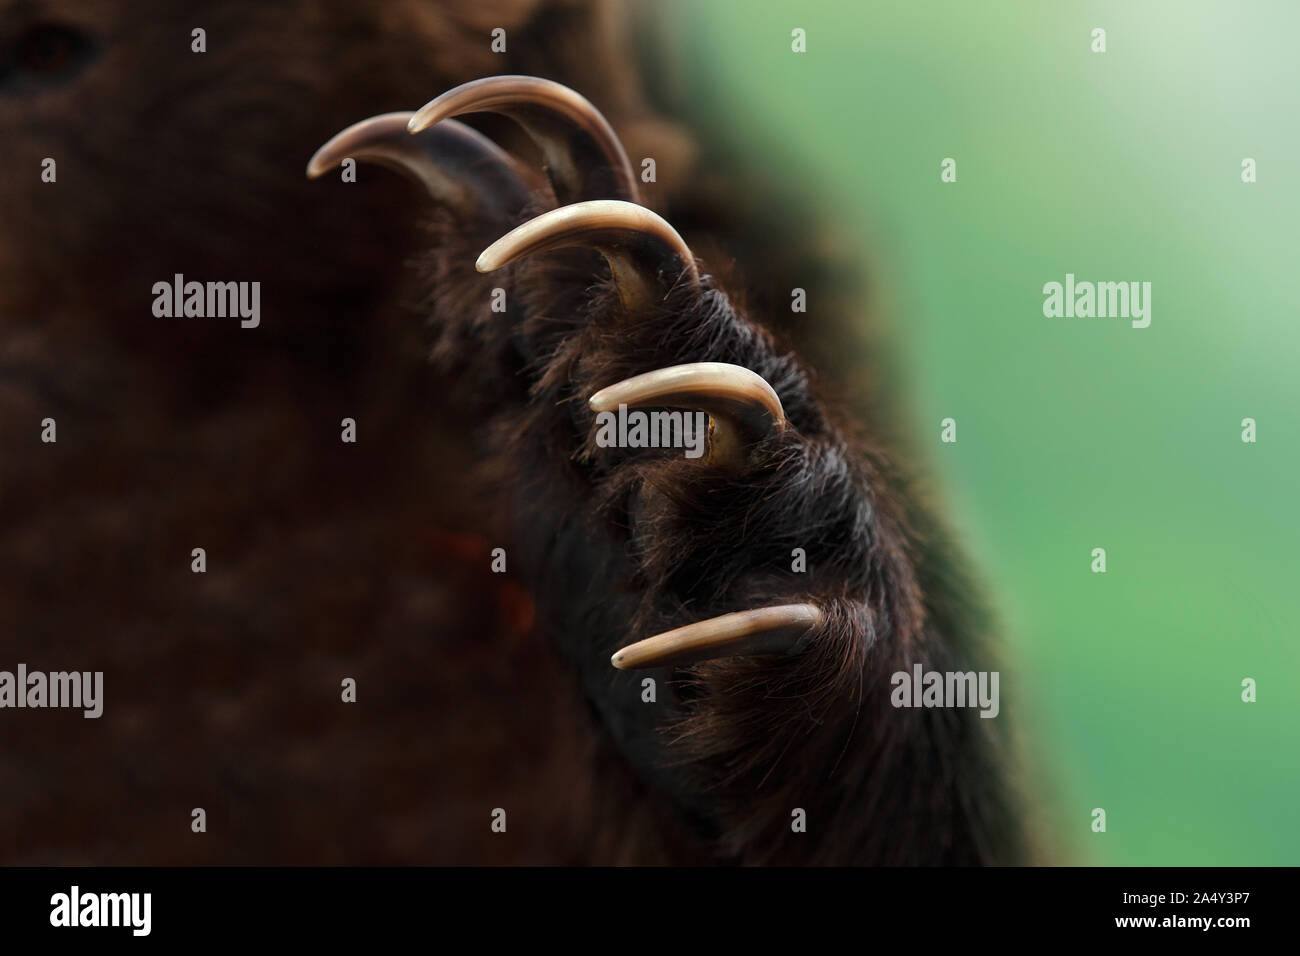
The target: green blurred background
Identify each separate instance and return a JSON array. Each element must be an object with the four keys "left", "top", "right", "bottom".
[{"left": 668, "top": 0, "right": 1299, "bottom": 864}]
